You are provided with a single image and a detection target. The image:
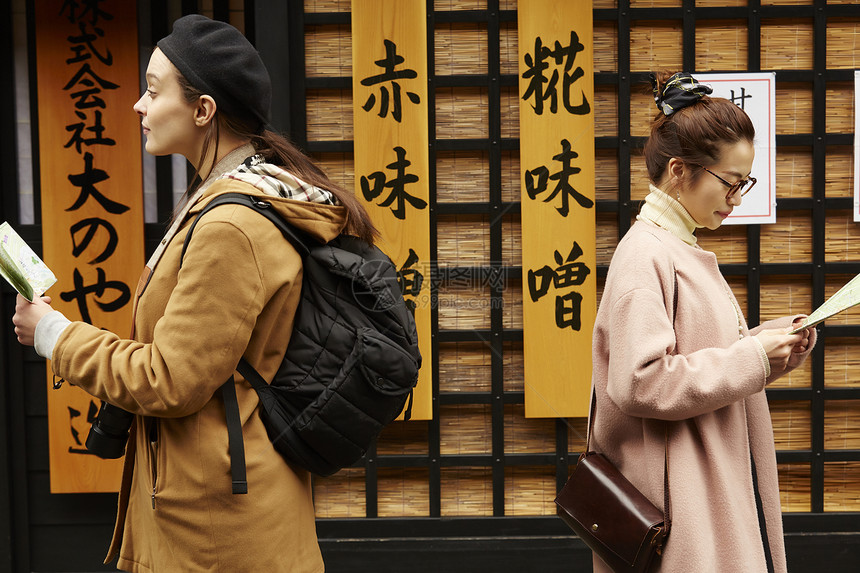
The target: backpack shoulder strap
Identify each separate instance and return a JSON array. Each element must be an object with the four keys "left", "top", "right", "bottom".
[
  {"left": 177, "top": 191, "right": 314, "bottom": 494},
  {"left": 179, "top": 192, "right": 312, "bottom": 269}
]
